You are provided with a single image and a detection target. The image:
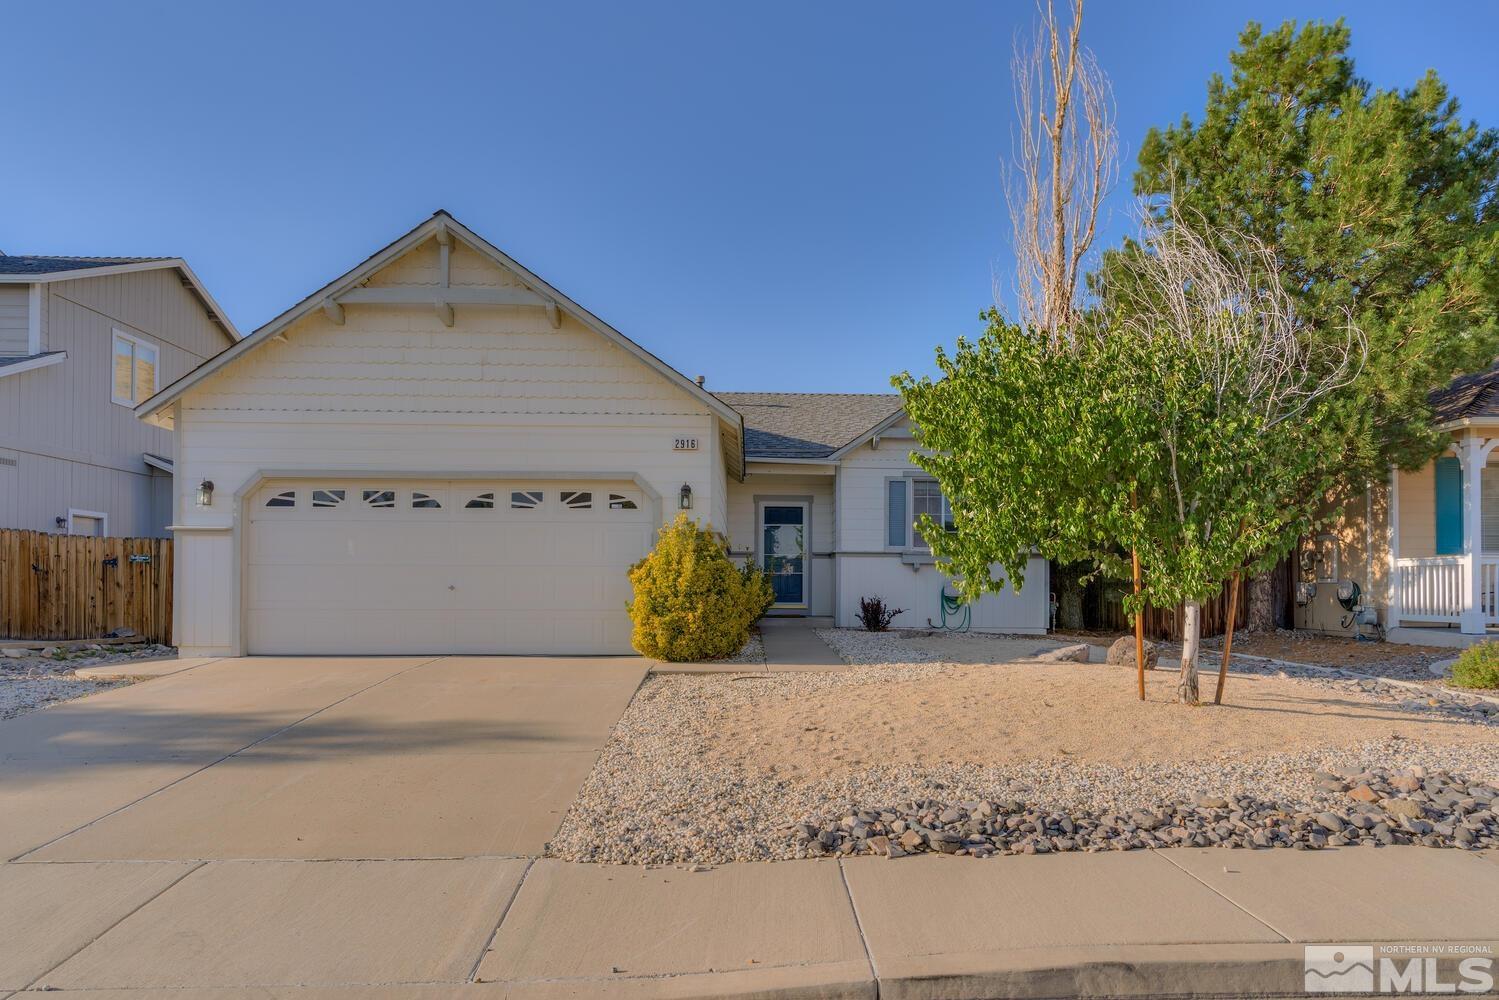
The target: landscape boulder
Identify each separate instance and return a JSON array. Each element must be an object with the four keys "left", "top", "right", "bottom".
[
  {"left": 1035, "top": 643, "right": 1091, "bottom": 663},
  {"left": 1106, "top": 636, "right": 1158, "bottom": 670}
]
